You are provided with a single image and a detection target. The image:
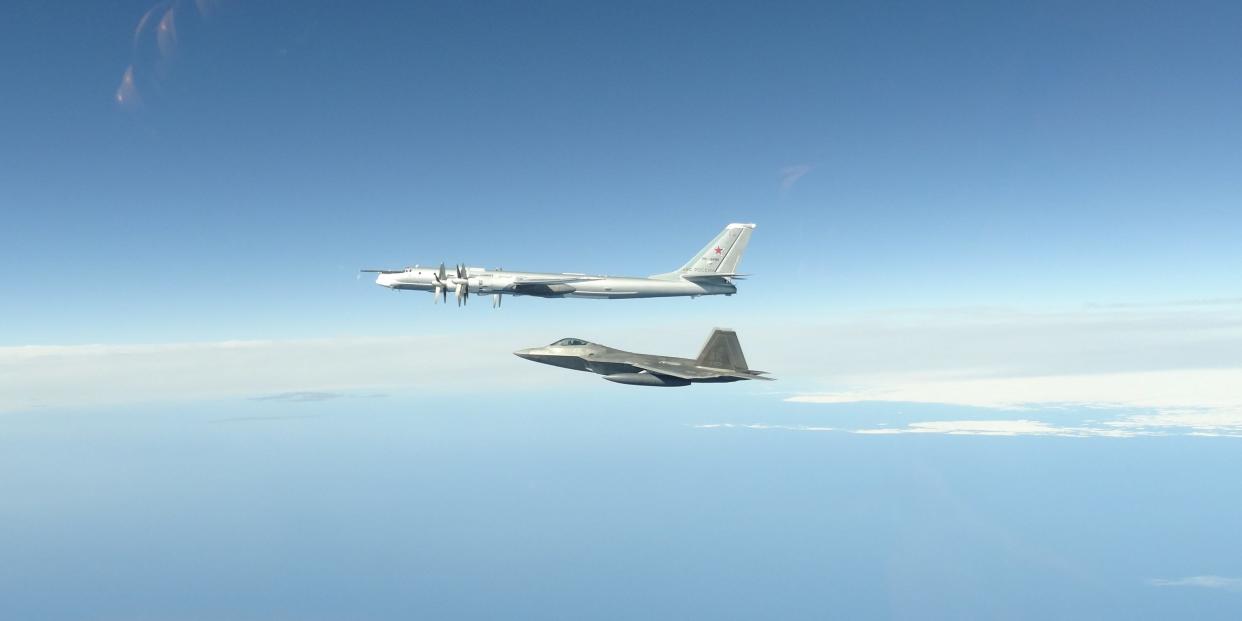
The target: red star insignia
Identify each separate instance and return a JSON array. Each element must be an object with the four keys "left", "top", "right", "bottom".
[{"left": 713, "top": 246, "right": 723, "bottom": 254}]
